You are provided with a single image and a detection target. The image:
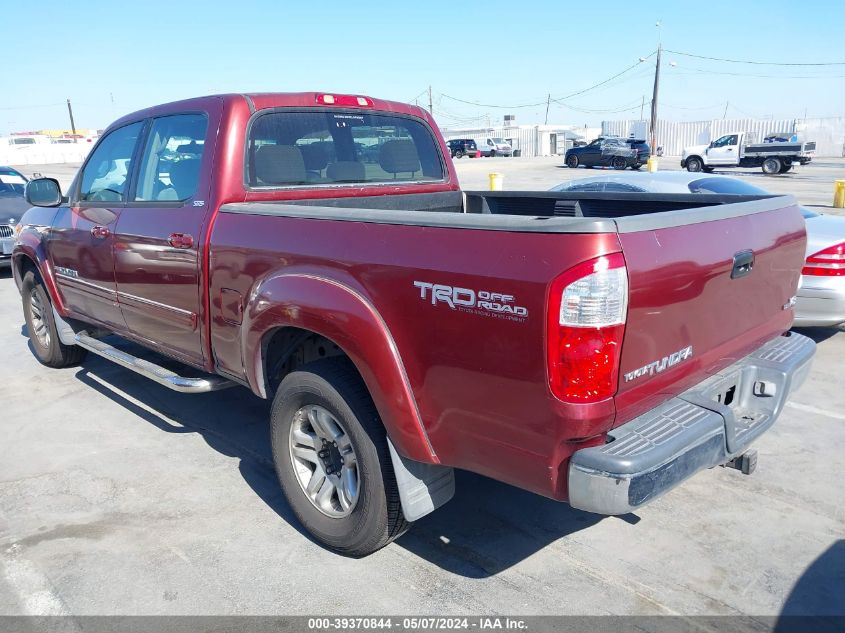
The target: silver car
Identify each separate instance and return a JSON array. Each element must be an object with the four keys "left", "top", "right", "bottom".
[
  {"left": 551, "top": 172, "right": 845, "bottom": 328},
  {"left": 0, "top": 167, "right": 30, "bottom": 269}
]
